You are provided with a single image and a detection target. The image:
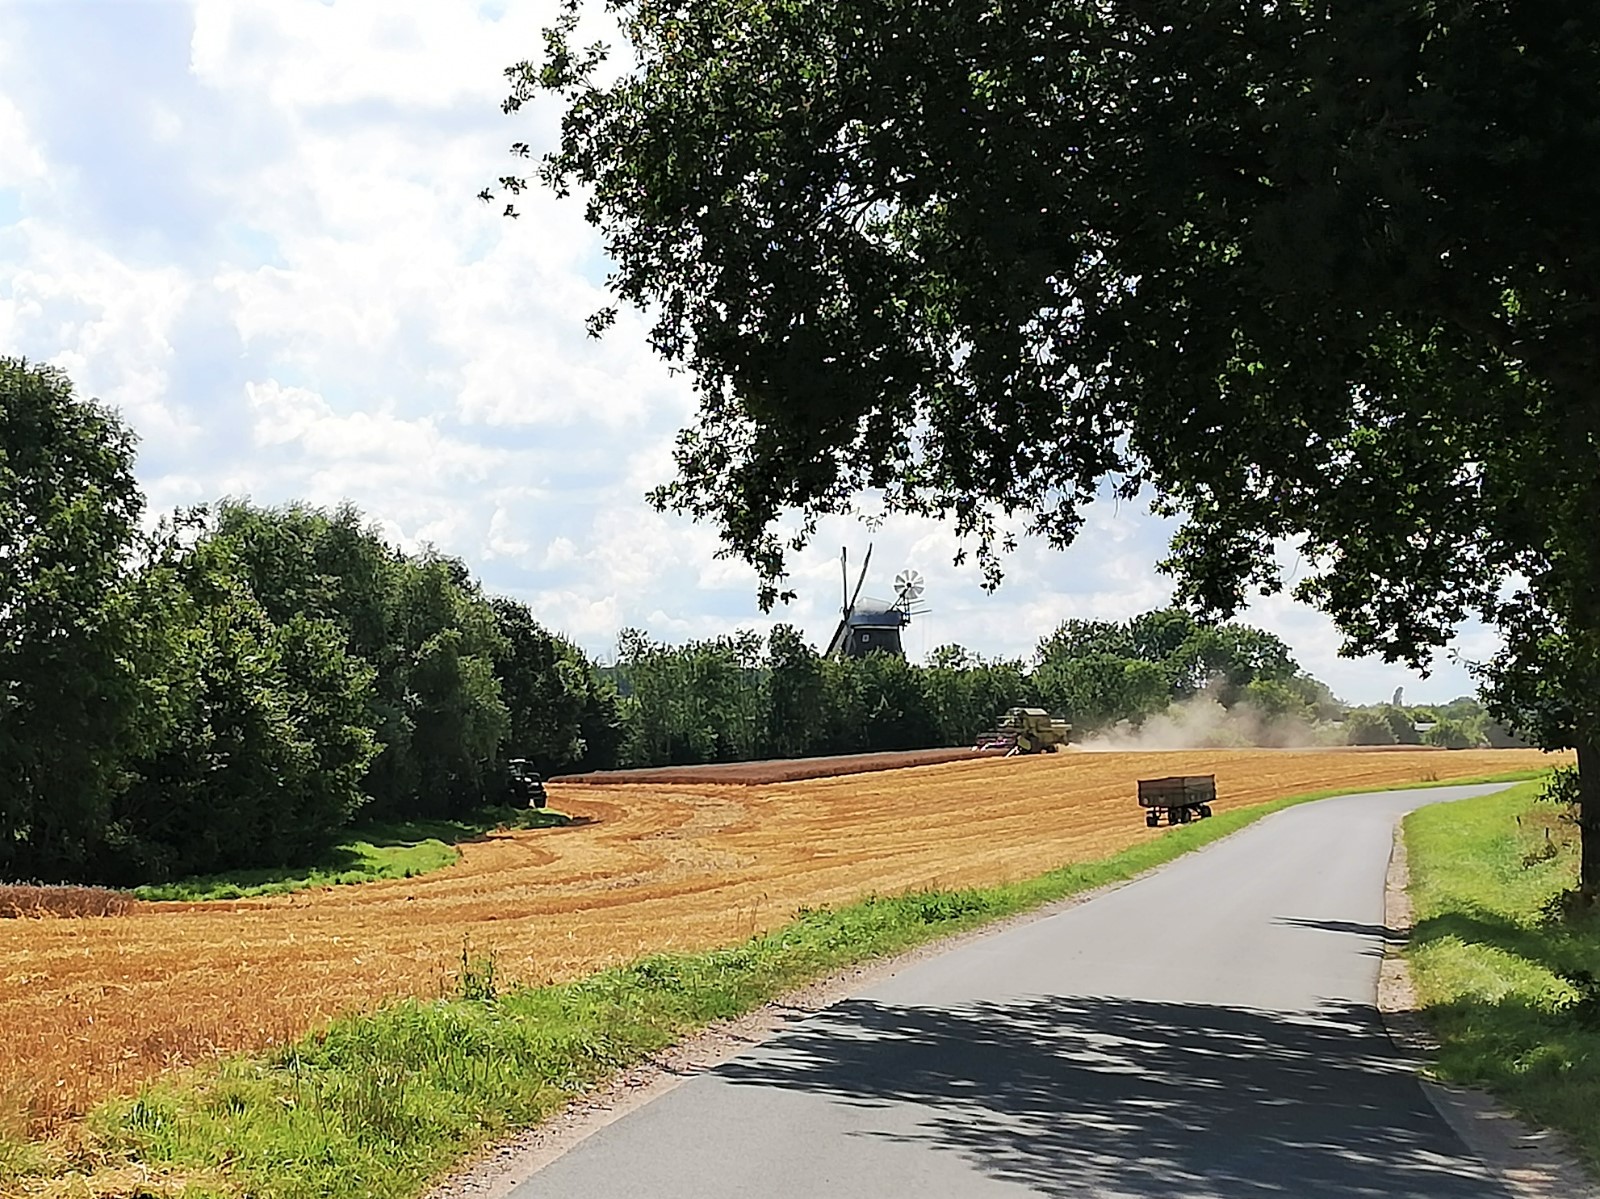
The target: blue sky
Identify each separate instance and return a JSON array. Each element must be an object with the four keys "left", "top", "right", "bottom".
[{"left": 0, "top": 0, "right": 1494, "bottom": 702}]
